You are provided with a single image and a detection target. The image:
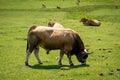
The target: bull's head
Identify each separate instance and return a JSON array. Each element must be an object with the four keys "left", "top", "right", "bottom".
[
  {"left": 76, "top": 49, "right": 90, "bottom": 65},
  {"left": 80, "top": 18, "right": 88, "bottom": 22},
  {"left": 48, "top": 21, "right": 55, "bottom": 27}
]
